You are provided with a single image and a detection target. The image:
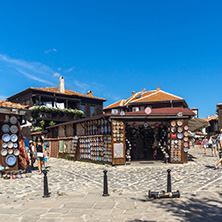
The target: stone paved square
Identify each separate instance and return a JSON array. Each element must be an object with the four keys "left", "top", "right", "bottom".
[{"left": 1, "top": 146, "right": 222, "bottom": 221}]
